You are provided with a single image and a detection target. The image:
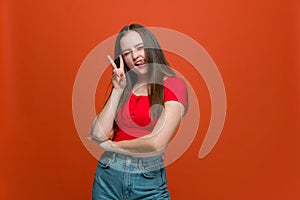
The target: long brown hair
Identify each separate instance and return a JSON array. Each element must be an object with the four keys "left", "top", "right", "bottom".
[{"left": 112, "top": 24, "right": 177, "bottom": 130}]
